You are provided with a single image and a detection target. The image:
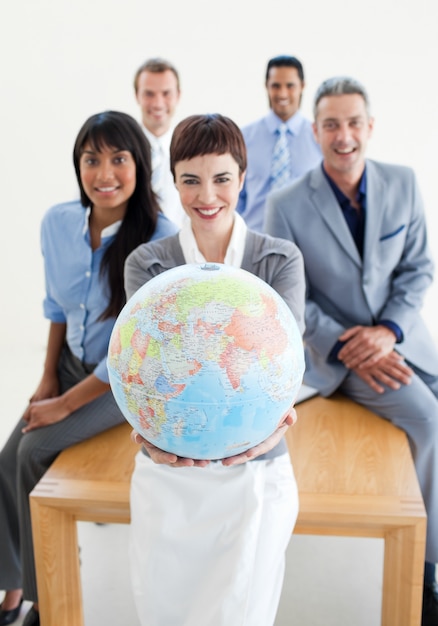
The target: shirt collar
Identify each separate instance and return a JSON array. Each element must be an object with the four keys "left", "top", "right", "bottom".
[
  {"left": 82, "top": 206, "right": 122, "bottom": 240},
  {"left": 142, "top": 125, "right": 173, "bottom": 150},
  {"left": 179, "top": 212, "right": 247, "bottom": 267},
  {"left": 265, "top": 109, "right": 305, "bottom": 136},
  {"left": 322, "top": 163, "right": 367, "bottom": 208}
]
